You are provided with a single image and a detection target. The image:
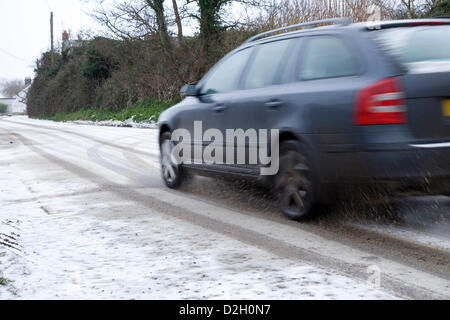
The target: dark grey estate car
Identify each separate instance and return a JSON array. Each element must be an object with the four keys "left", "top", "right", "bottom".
[{"left": 158, "top": 18, "right": 450, "bottom": 220}]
